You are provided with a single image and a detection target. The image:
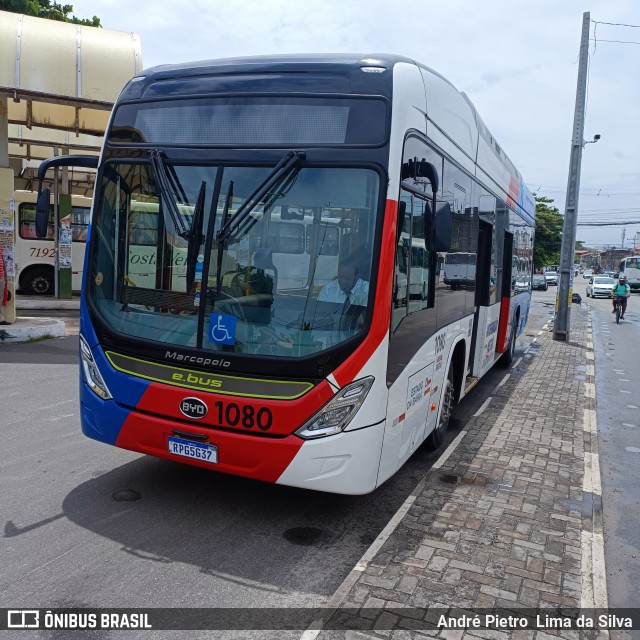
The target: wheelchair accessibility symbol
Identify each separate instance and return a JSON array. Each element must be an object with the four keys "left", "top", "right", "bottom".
[{"left": 208, "top": 313, "right": 236, "bottom": 345}]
